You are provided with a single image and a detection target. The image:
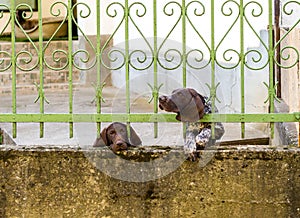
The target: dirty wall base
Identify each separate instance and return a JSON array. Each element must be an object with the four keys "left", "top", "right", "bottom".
[{"left": 0, "top": 145, "right": 299, "bottom": 217}]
